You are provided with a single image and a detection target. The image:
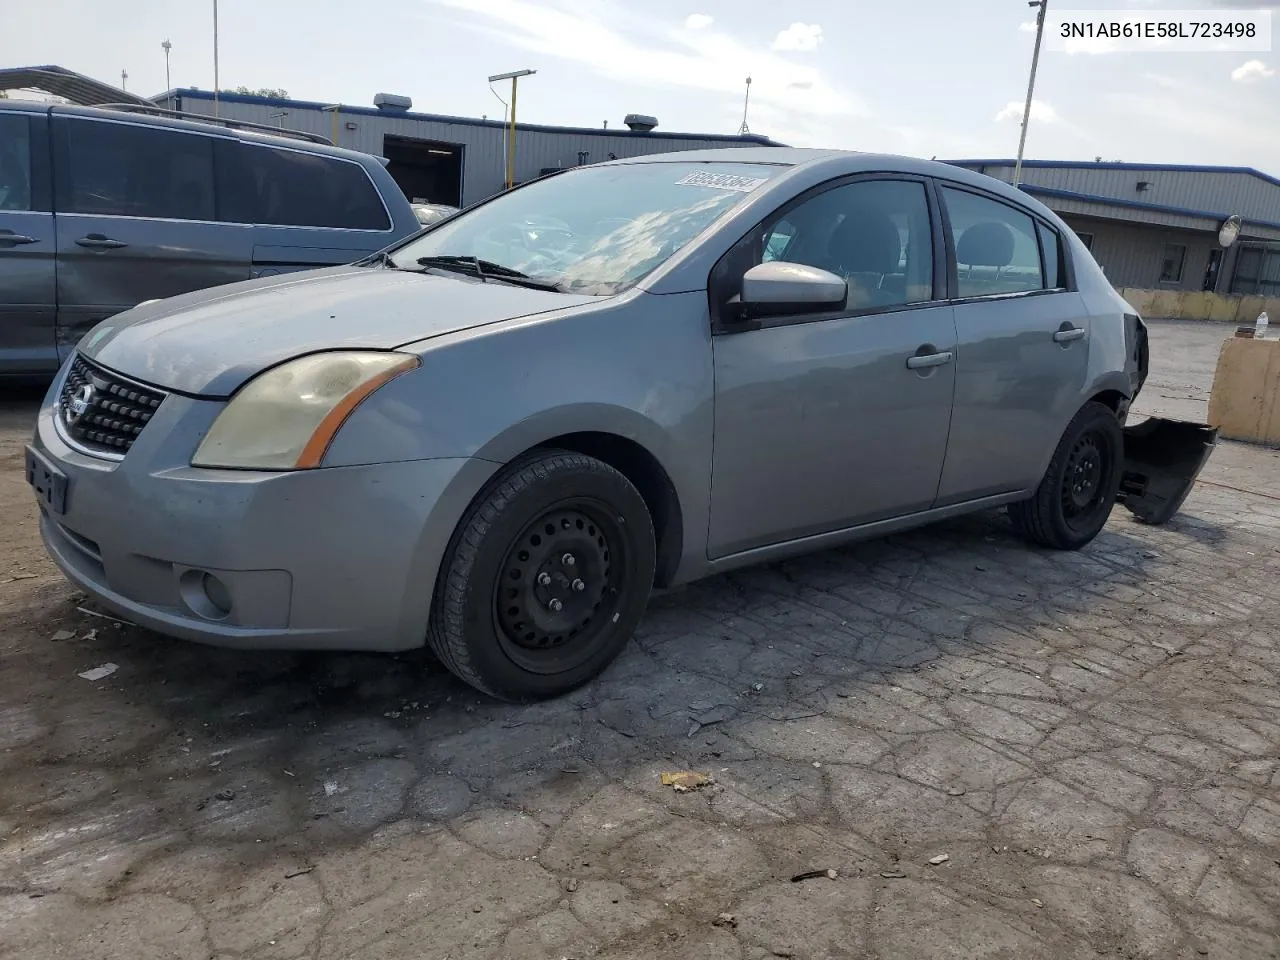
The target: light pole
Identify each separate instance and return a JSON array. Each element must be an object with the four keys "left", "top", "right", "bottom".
[
  {"left": 212, "top": 0, "right": 220, "bottom": 117},
  {"left": 738, "top": 76, "right": 752, "bottom": 135},
  {"left": 488, "top": 69, "right": 535, "bottom": 189},
  {"left": 162, "top": 39, "right": 172, "bottom": 95},
  {"left": 120, "top": 68, "right": 128, "bottom": 92},
  {"left": 1013, "top": 0, "right": 1048, "bottom": 188},
  {"left": 322, "top": 104, "right": 341, "bottom": 145}
]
